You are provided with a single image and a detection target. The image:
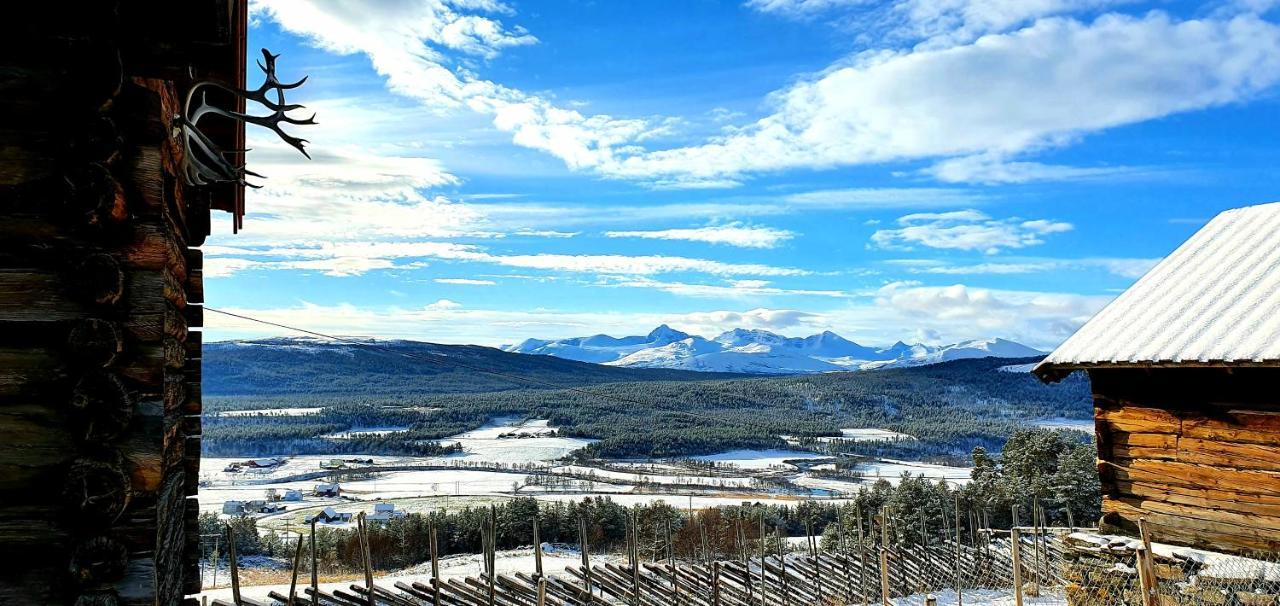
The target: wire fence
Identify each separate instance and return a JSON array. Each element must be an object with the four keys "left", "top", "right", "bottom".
[{"left": 202, "top": 513, "right": 1280, "bottom": 606}]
